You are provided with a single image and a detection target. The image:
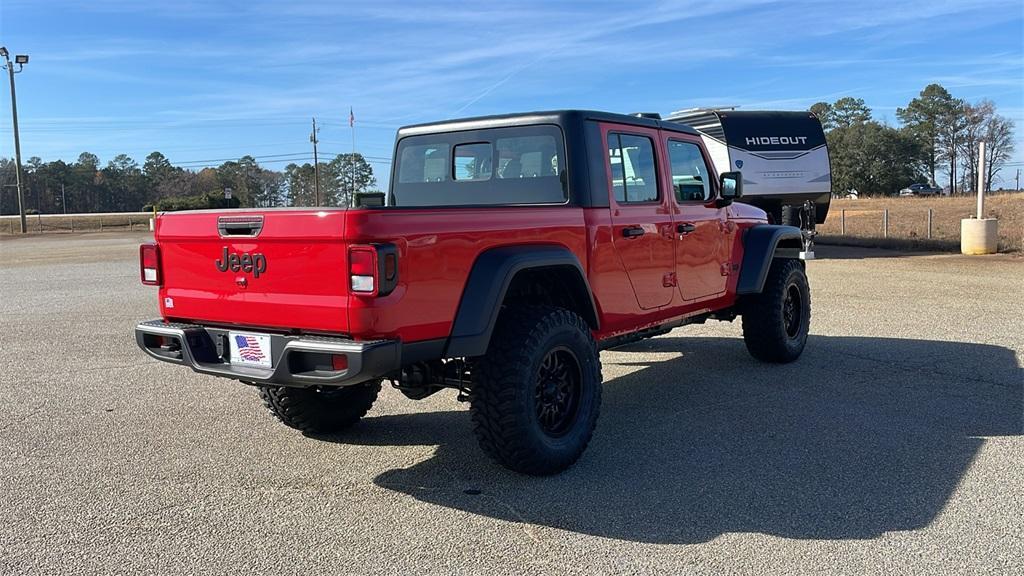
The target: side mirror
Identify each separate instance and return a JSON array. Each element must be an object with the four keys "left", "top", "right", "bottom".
[{"left": 717, "top": 171, "right": 743, "bottom": 207}]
